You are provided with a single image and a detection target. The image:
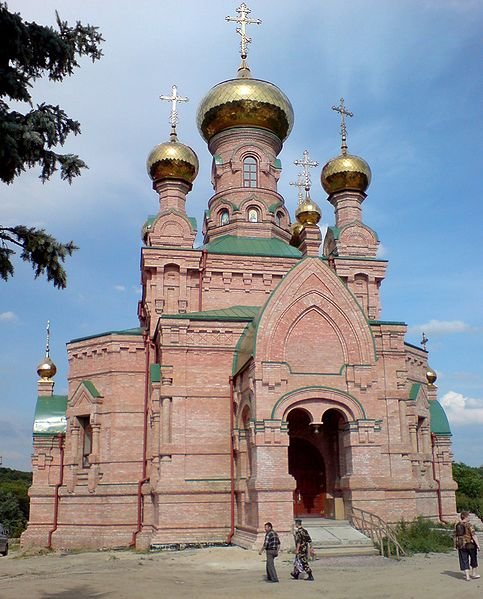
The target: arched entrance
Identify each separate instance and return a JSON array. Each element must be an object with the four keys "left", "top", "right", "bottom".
[
  {"left": 287, "top": 407, "right": 346, "bottom": 519},
  {"left": 287, "top": 409, "right": 325, "bottom": 516}
]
